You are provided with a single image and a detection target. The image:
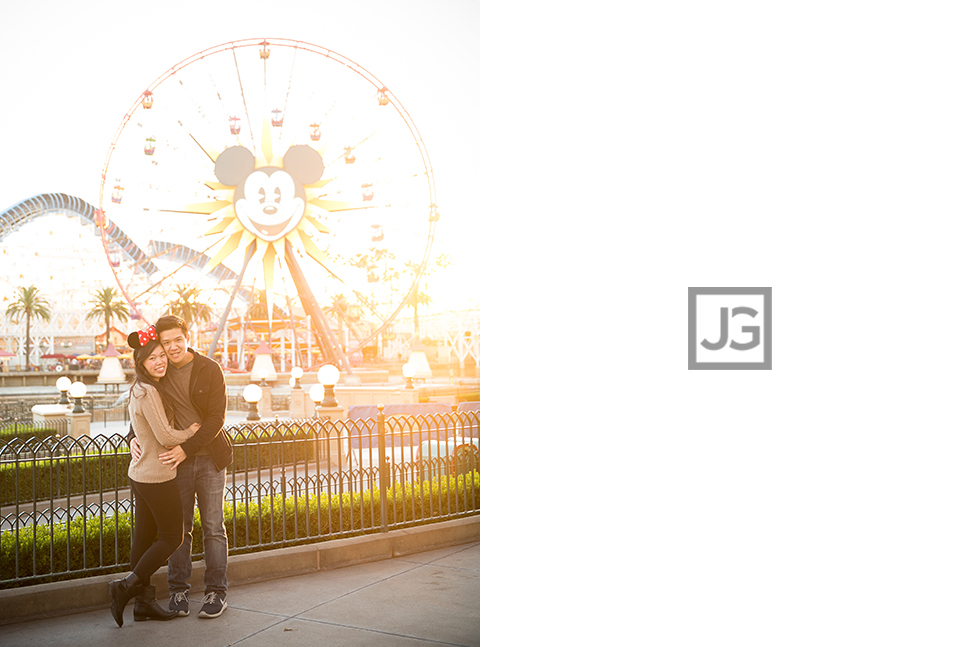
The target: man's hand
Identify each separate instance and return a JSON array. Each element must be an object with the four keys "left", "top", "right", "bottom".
[
  {"left": 130, "top": 437, "right": 143, "bottom": 462},
  {"left": 158, "top": 445, "right": 187, "bottom": 471}
]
